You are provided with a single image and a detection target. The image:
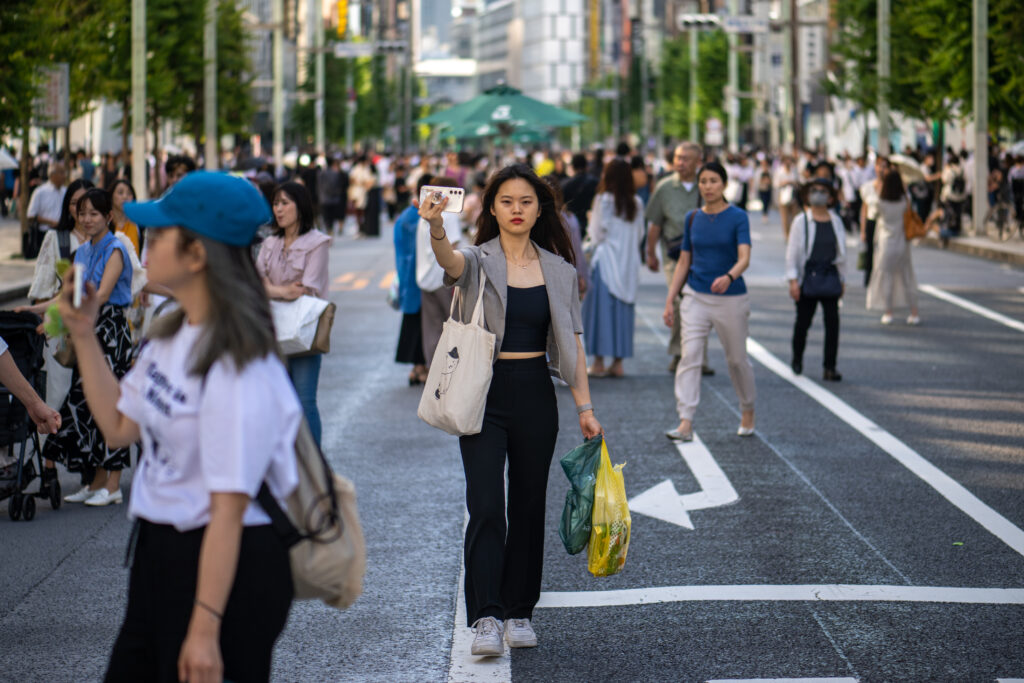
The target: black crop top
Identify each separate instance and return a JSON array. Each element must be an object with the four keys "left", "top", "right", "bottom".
[{"left": 501, "top": 285, "right": 551, "bottom": 352}]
